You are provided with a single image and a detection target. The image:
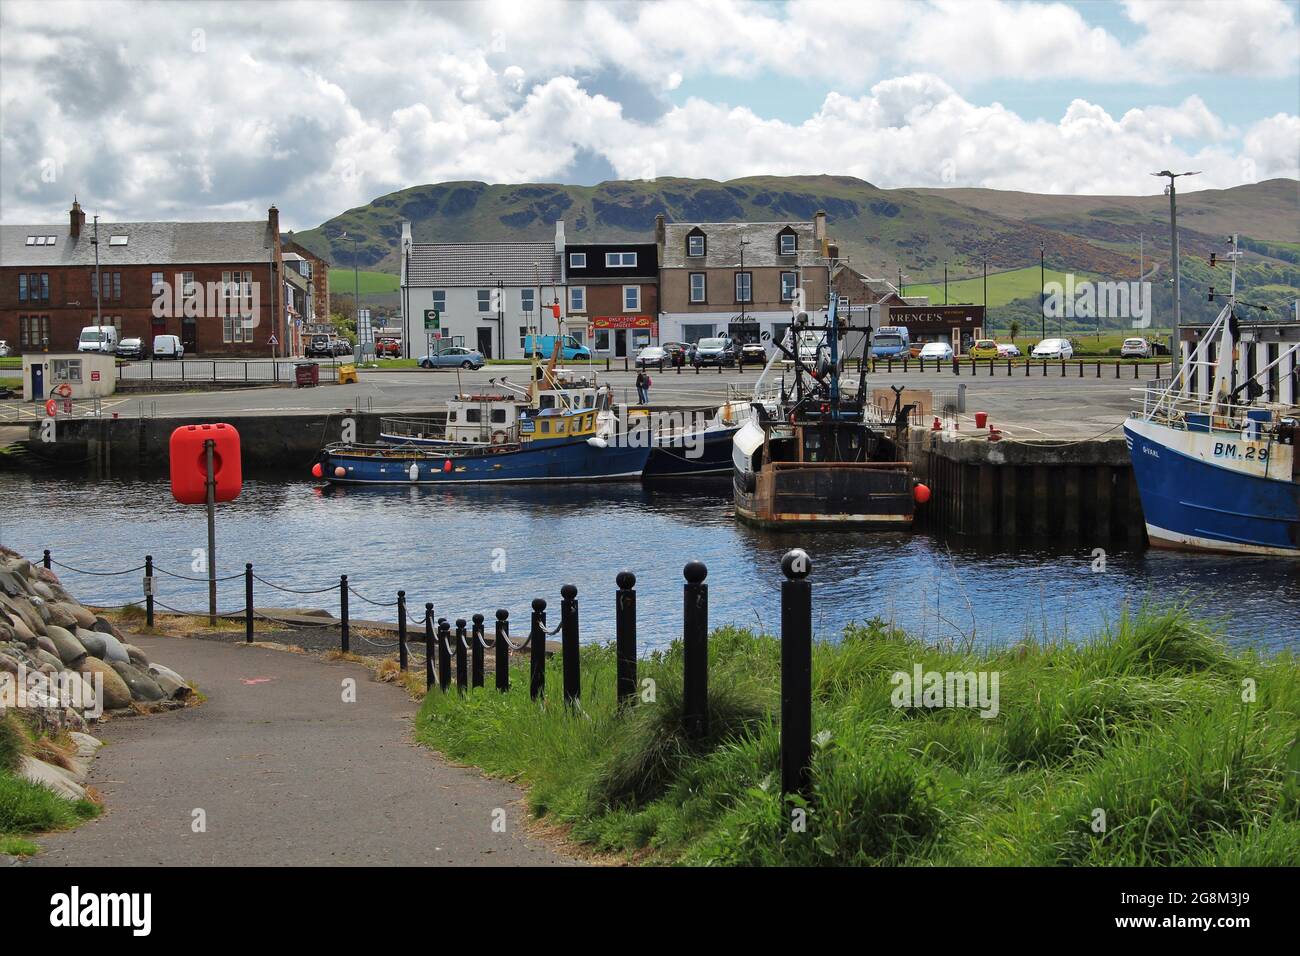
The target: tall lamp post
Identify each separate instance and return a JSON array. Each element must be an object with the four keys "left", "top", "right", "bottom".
[
  {"left": 339, "top": 232, "right": 360, "bottom": 356},
  {"left": 1039, "top": 243, "right": 1046, "bottom": 340},
  {"left": 1152, "top": 170, "right": 1199, "bottom": 372}
]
